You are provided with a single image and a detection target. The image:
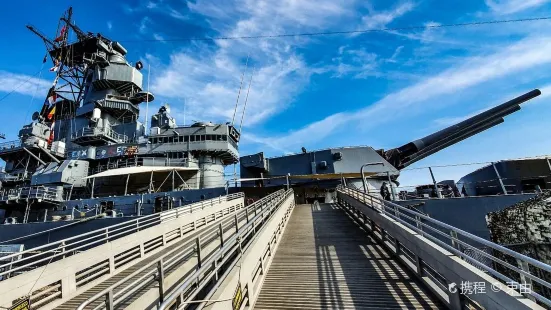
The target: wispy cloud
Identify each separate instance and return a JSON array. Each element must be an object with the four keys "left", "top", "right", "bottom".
[
  {"left": 359, "top": 1, "right": 415, "bottom": 29},
  {"left": 139, "top": 17, "right": 151, "bottom": 34},
  {"left": 0, "top": 71, "right": 50, "bottom": 97},
  {"left": 324, "top": 46, "right": 380, "bottom": 78},
  {"left": 150, "top": 0, "right": 365, "bottom": 125},
  {"left": 107, "top": 21, "right": 113, "bottom": 31},
  {"left": 250, "top": 34, "right": 551, "bottom": 152},
  {"left": 147, "top": 1, "right": 159, "bottom": 9},
  {"left": 153, "top": 33, "right": 165, "bottom": 42},
  {"left": 386, "top": 46, "right": 404, "bottom": 63},
  {"left": 432, "top": 107, "right": 491, "bottom": 127},
  {"left": 169, "top": 8, "right": 188, "bottom": 21},
  {"left": 485, "top": 0, "right": 551, "bottom": 14},
  {"left": 526, "top": 84, "right": 551, "bottom": 105}
]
